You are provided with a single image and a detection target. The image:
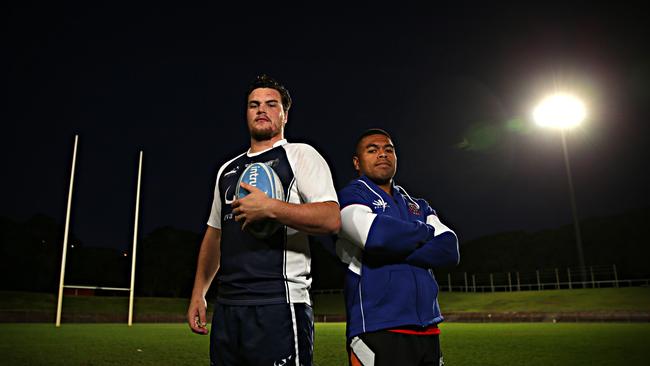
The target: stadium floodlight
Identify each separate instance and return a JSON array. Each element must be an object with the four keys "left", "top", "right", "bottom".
[
  {"left": 533, "top": 93, "right": 586, "bottom": 129},
  {"left": 533, "top": 92, "right": 587, "bottom": 286}
]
